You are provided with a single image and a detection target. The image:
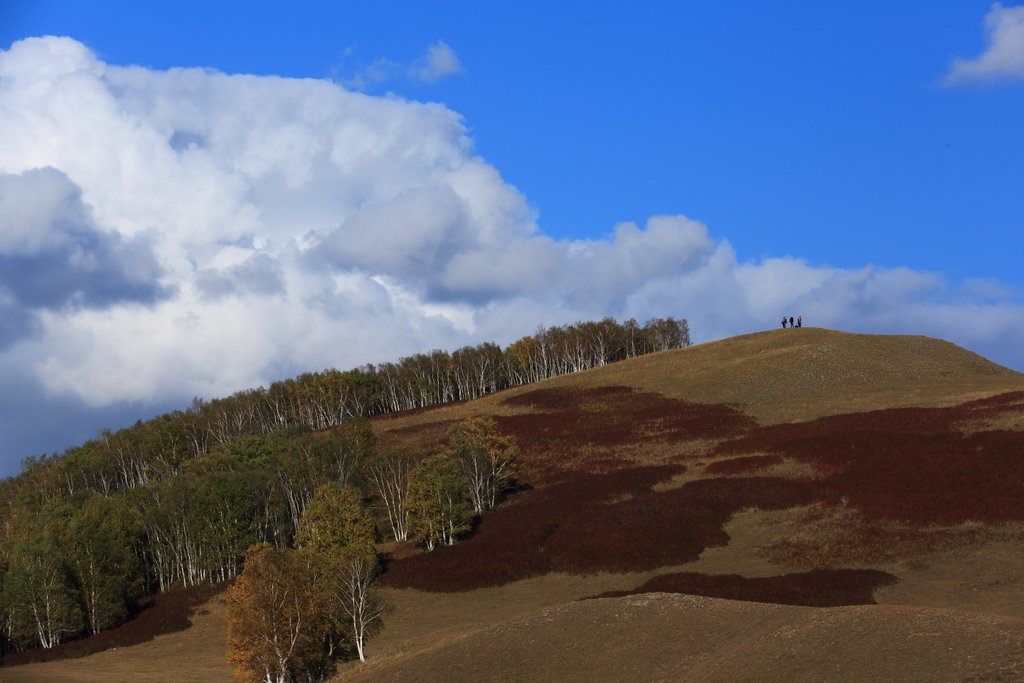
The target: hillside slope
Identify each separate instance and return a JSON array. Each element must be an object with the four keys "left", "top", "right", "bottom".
[
  {"left": 6, "top": 328, "right": 1023, "bottom": 682},
  {"left": 376, "top": 328, "right": 1023, "bottom": 438},
  {"left": 341, "top": 593, "right": 1024, "bottom": 683},
  {"left": 586, "top": 327, "right": 1022, "bottom": 422}
]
